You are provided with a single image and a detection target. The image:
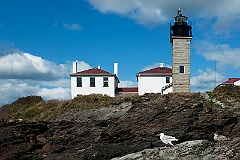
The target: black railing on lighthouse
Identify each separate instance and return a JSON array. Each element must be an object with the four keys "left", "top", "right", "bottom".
[{"left": 170, "top": 8, "right": 192, "bottom": 43}]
